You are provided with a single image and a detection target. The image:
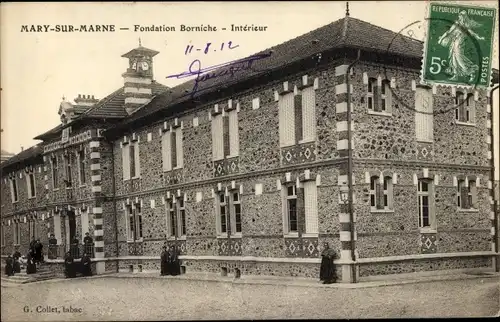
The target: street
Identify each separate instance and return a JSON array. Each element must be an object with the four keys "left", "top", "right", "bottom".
[{"left": 1, "top": 276, "right": 499, "bottom": 320}]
